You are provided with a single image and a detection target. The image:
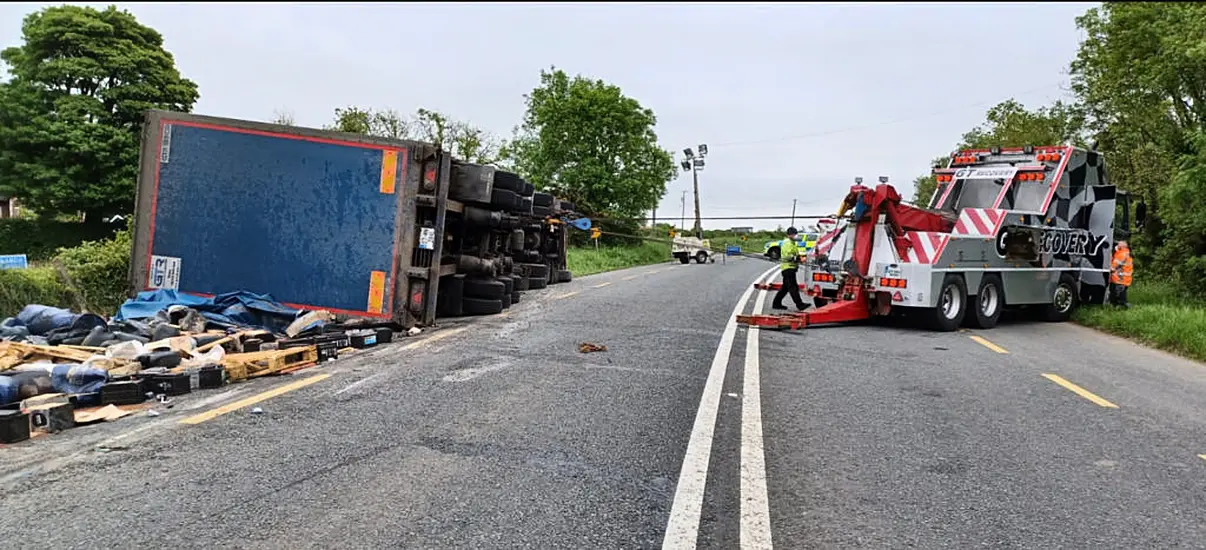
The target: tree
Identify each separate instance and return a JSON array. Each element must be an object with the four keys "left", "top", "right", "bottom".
[
  {"left": 505, "top": 67, "right": 676, "bottom": 223},
  {"left": 270, "top": 108, "right": 296, "bottom": 126},
  {"left": 910, "top": 156, "right": 953, "bottom": 206},
  {"left": 0, "top": 5, "right": 199, "bottom": 219},
  {"left": 326, "top": 106, "right": 501, "bottom": 163},
  {"left": 1070, "top": 2, "right": 1206, "bottom": 268}
]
